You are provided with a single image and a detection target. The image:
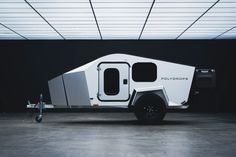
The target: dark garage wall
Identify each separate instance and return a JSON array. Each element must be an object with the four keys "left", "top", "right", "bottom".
[{"left": 0, "top": 40, "right": 235, "bottom": 112}]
